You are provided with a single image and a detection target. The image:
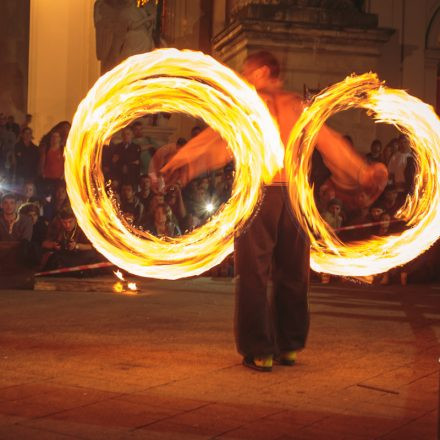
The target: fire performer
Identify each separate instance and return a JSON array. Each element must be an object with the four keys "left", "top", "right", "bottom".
[{"left": 162, "top": 51, "right": 388, "bottom": 372}]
